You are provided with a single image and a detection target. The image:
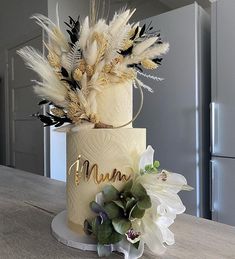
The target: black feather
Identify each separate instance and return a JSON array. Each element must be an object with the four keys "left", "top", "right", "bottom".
[
  {"left": 118, "top": 45, "right": 133, "bottom": 57},
  {"left": 61, "top": 67, "right": 69, "bottom": 77},
  {"left": 139, "top": 24, "right": 146, "bottom": 37},
  {"left": 152, "top": 57, "right": 163, "bottom": 65},
  {"left": 38, "top": 99, "right": 49, "bottom": 105},
  {"left": 130, "top": 26, "right": 139, "bottom": 40}
]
